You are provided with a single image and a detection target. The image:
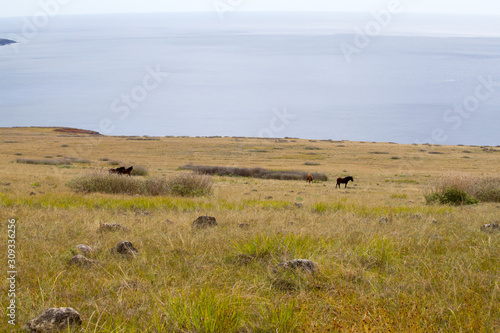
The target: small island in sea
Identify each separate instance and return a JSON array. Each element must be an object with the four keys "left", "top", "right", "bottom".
[{"left": 0, "top": 38, "right": 16, "bottom": 46}]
